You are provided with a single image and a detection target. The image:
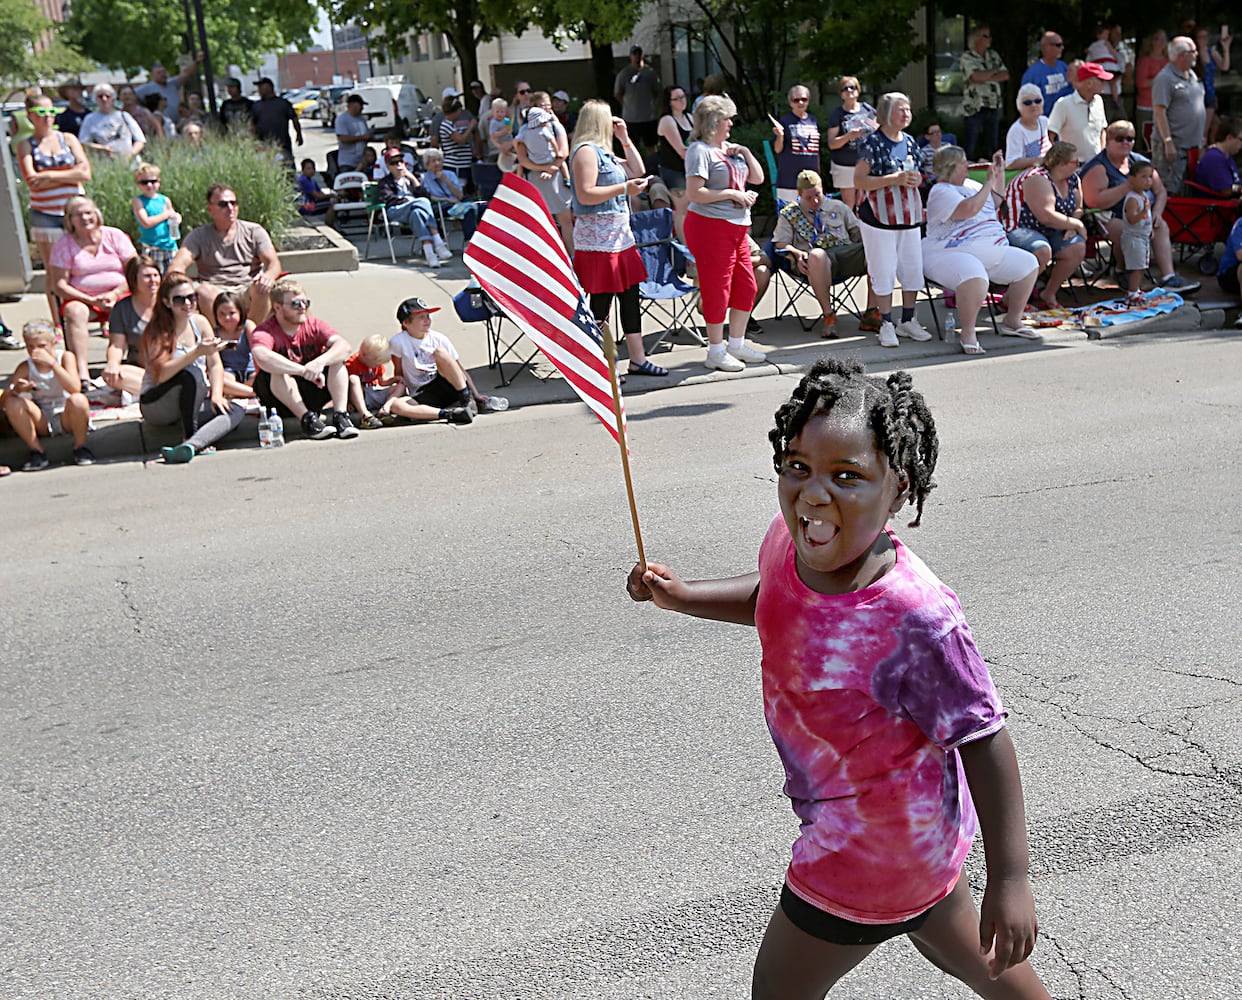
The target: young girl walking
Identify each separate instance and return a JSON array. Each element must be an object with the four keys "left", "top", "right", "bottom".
[{"left": 628, "top": 356, "right": 1052, "bottom": 1000}]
